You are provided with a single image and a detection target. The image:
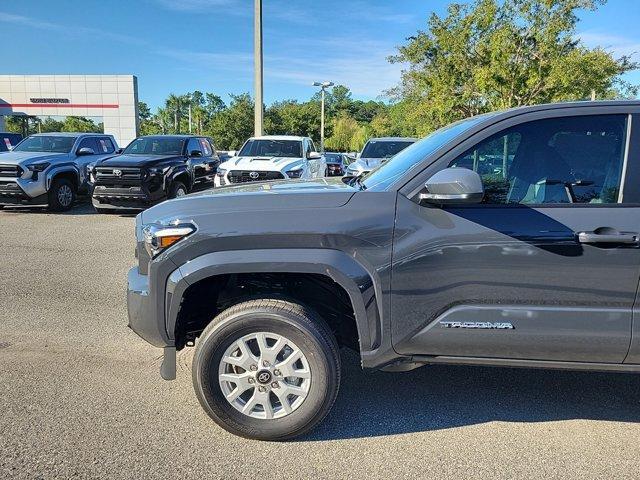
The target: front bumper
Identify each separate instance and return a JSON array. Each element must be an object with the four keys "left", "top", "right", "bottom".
[
  {"left": 127, "top": 266, "right": 177, "bottom": 380},
  {"left": 92, "top": 185, "right": 156, "bottom": 210},
  {"left": 0, "top": 180, "right": 48, "bottom": 205}
]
